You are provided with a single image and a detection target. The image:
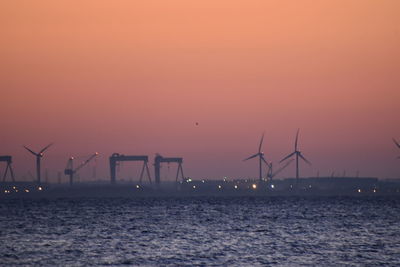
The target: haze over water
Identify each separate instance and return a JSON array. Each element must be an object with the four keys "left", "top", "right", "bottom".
[{"left": 1, "top": 196, "right": 400, "bottom": 266}]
